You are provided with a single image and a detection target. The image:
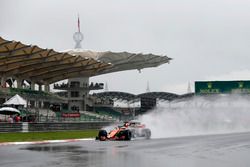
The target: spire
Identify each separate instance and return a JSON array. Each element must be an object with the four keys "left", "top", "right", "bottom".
[
  {"left": 104, "top": 82, "right": 109, "bottom": 91},
  {"left": 73, "top": 14, "right": 84, "bottom": 49},
  {"left": 187, "top": 82, "right": 192, "bottom": 93},
  {"left": 146, "top": 81, "right": 150, "bottom": 92},
  {"left": 77, "top": 14, "right": 80, "bottom": 32}
]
